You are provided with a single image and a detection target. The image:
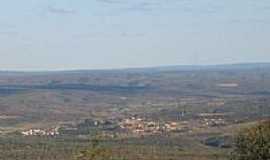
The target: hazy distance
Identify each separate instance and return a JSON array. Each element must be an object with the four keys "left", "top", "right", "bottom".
[{"left": 0, "top": 0, "right": 270, "bottom": 70}]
